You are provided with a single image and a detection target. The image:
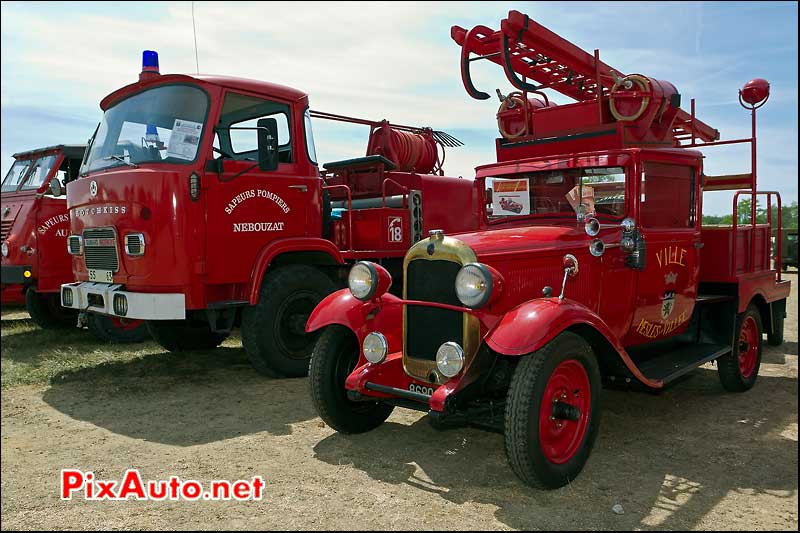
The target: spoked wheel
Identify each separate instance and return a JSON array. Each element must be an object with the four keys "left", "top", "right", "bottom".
[
  {"left": 505, "top": 332, "right": 601, "bottom": 489},
  {"left": 86, "top": 314, "right": 149, "bottom": 343},
  {"left": 308, "top": 325, "right": 394, "bottom": 434},
  {"left": 717, "top": 304, "right": 762, "bottom": 392}
]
